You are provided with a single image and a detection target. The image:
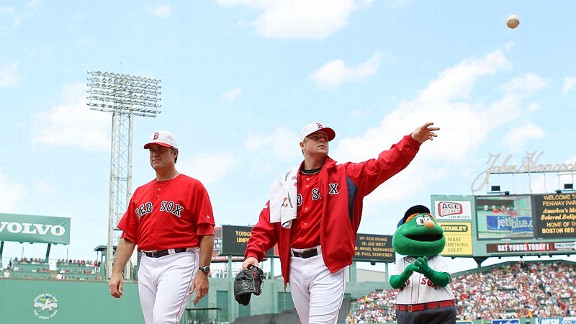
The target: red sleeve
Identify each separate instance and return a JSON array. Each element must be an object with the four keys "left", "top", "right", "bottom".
[
  {"left": 194, "top": 182, "right": 216, "bottom": 228},
  {"left": 245, "top": 201, "right": 278, "bottom": 262},
  {"left": 197, "top": 223, "right": 215, "bottom": 236},
  {"left": 344, "top": 134, "right": 421, "bottom": 196},
  {"left": 118, "top": 195, "right": 140, "bottom": 245}
]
